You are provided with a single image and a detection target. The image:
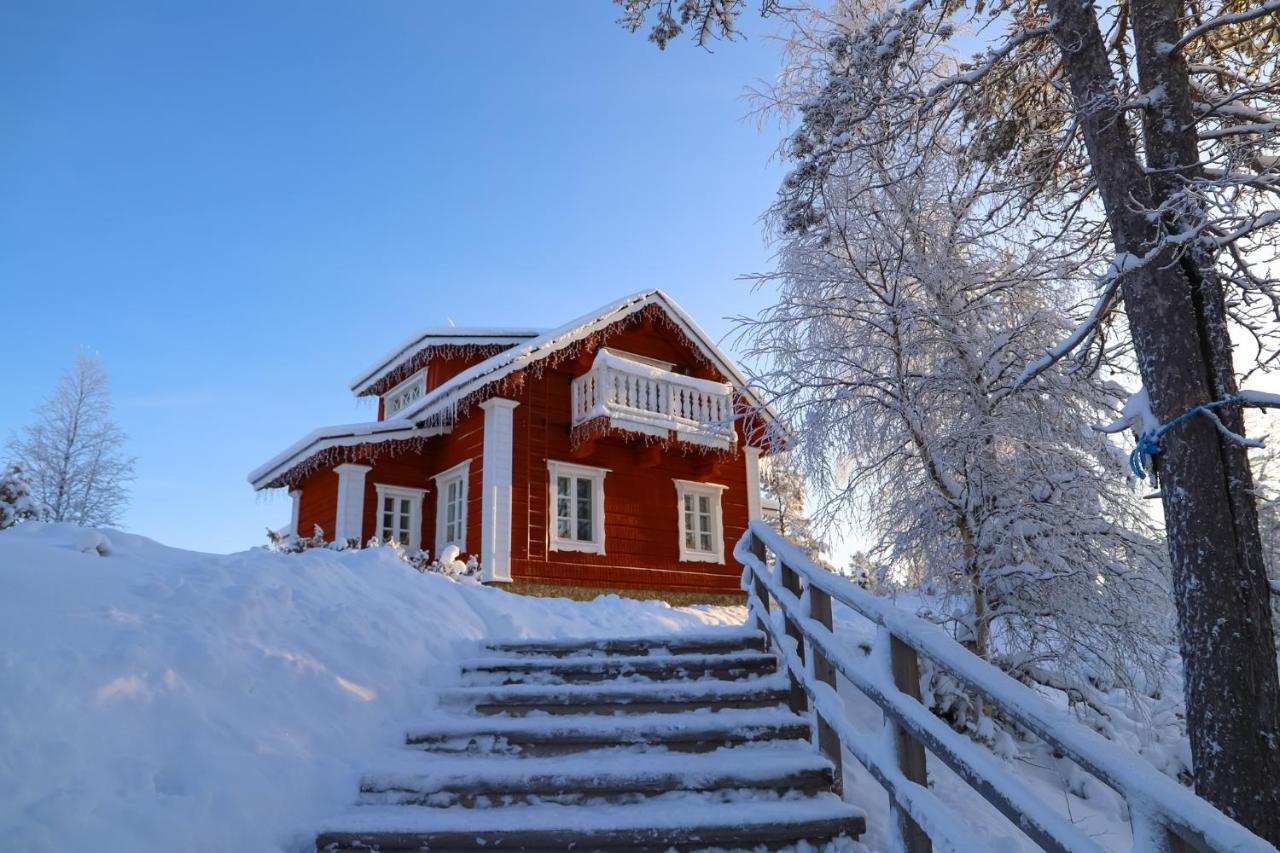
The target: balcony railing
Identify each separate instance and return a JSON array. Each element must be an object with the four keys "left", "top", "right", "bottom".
[{"left": 570, "top": 352, "right": 736, "bottom": 449}]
